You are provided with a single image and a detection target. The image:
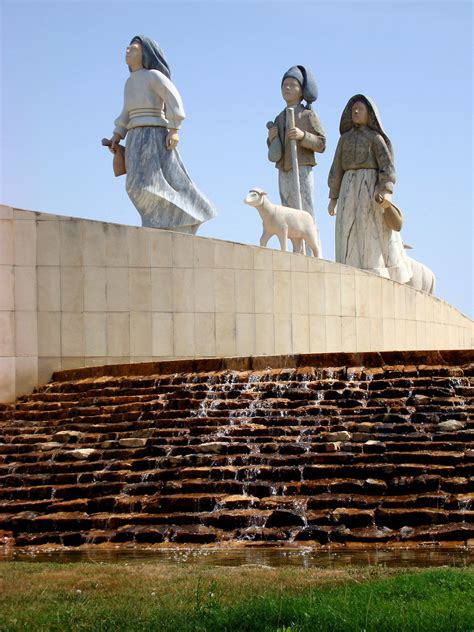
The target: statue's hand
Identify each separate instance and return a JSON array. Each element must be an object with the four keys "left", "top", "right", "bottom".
[
  {"left": 328, "top": 199, "right": 337, "bottom": 216},
  {"left": 375, "top": 192, "right": 392, "bottom": 209},
  {"left": 267, "top": 126, "right": 278, "bottom": 143},
  {"left": 287, "top": 126, "right": 304, "bottom": 141},
  {"left": 110, "top": 133, "right": 122, "bottom": 154},
  {"left": 166, "top": 130, "right": 179, "bottom": 151}
]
